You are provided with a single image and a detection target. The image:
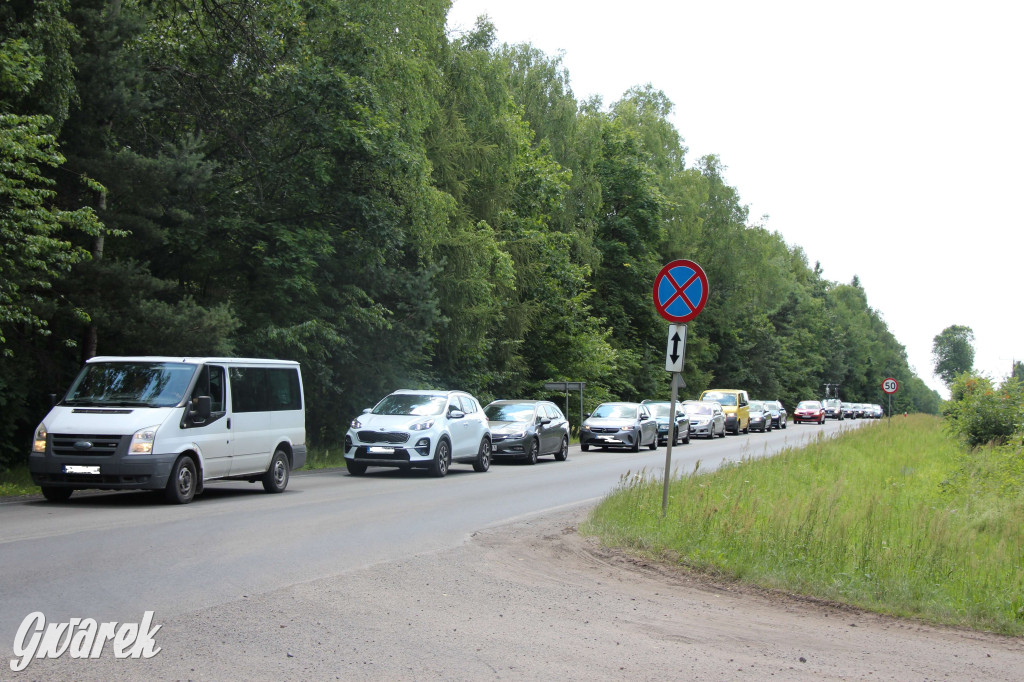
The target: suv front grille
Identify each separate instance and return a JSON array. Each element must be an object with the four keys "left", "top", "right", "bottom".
[{"left": 357, "top": 431, "right": 410, "bottom": 444}]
